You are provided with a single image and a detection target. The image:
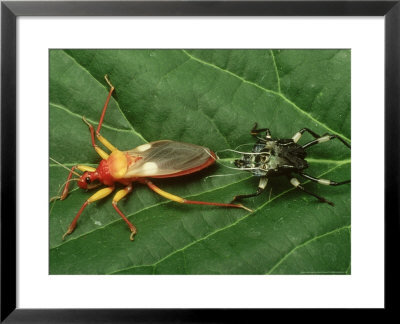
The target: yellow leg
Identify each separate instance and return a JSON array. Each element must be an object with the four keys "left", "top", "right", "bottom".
[
  {"left": 97, "top": 134, "right": 117, "bottom": 152},
  {"left": 88, "top": 187, "right": 115, "bottom": 202},
  {"left": 145, "top": 180, "right": 185, "bottom": 203},
  {"left": 144, "top": 180, "right": 252, "bottom": 212},
  {"left": 95, "top": 147, "right": 109, "bottom": 160},
  {"left": 82, "top": 116, "right": 114, "bottom": 159},
  {"left": 113, "top": 185, "right": 132, "bottom": 202},
  {"left": 62, "top": 186, "right": 114, "bottom": 240},
  {"left": 112, "top": 184, "right": 137, "bottom": 241},
  {"left": 76, "top": 165, "right": 96, "bottom": 172}
]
